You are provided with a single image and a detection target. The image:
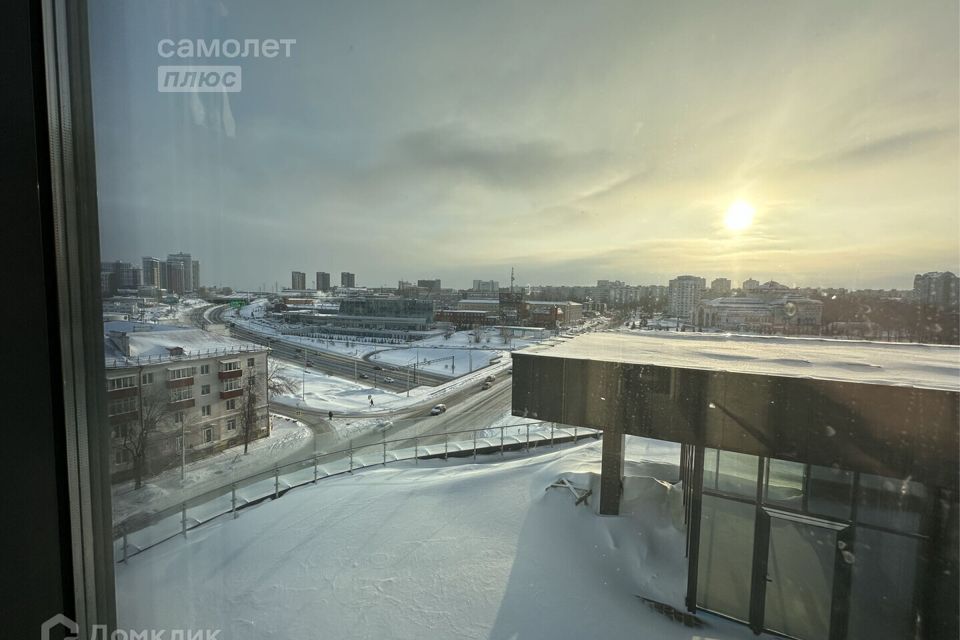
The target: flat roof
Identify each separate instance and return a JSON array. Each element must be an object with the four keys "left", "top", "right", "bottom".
[{"left": 529, "top": 331, "right": 960, "bottom": 392}]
